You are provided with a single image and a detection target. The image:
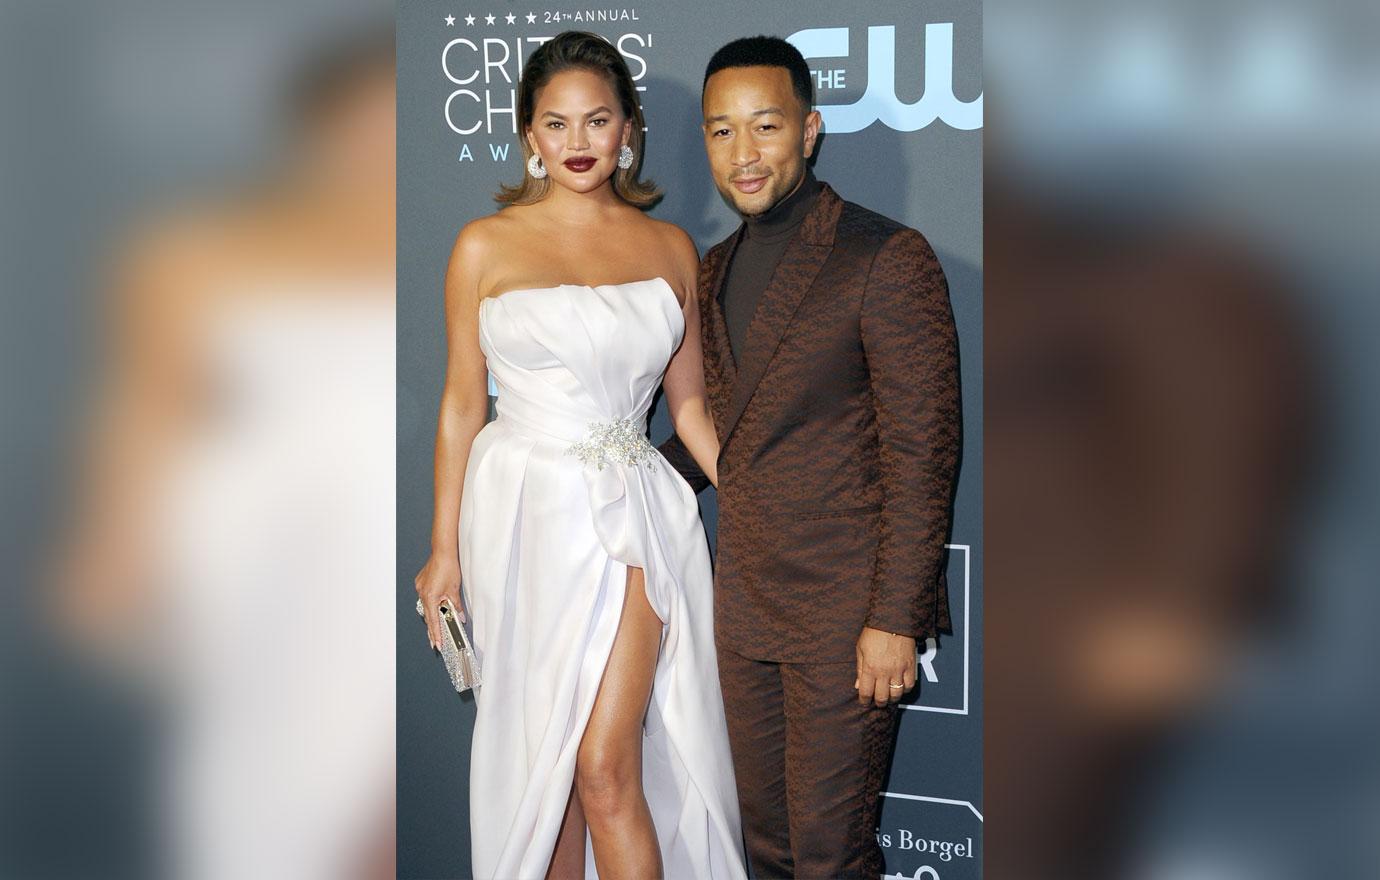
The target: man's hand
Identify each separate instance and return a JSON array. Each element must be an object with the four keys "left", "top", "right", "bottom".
[{"left": 855, "top": 626, "right": 917, "bottom": 707}]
